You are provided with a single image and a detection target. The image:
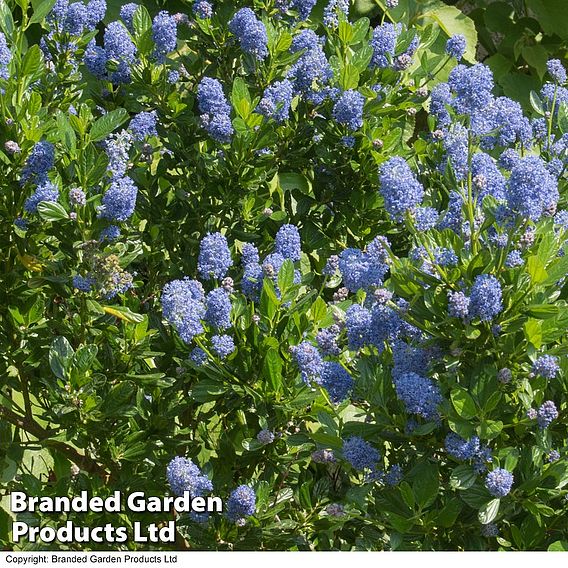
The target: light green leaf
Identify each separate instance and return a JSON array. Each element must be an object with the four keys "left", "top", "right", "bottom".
[{"left": 90, "top": 108, "right": 129, "bottom": 142}]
